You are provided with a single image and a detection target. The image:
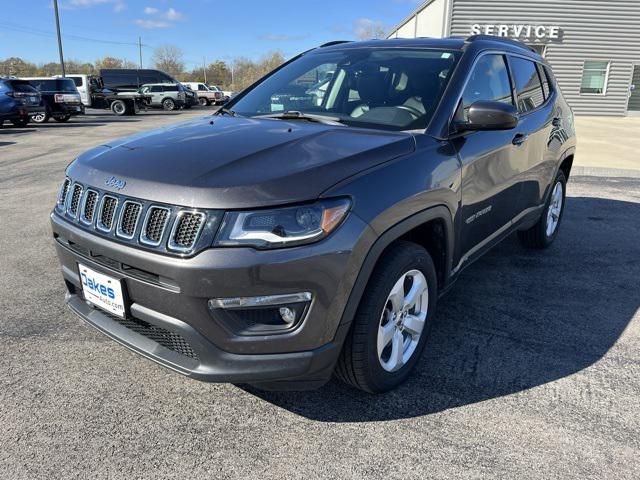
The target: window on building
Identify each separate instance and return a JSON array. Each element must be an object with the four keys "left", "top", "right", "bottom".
[
  {"left": 460, "top": 54, "right": 513, "bottom": 120},
  {"left": 580, "top": 61, "right": 610, "bottom": 95},
  {"left": 510, "top": 57, "right": 545, "bottom": 113}
]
